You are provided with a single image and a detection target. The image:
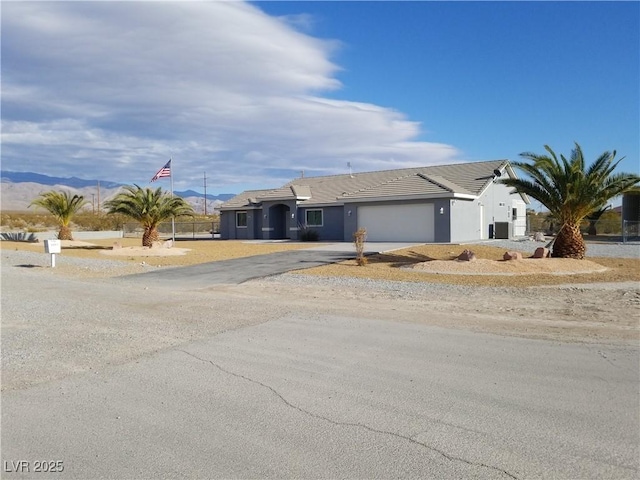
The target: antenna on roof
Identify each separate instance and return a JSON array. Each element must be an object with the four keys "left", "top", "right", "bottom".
[
  {"left": 300, "top": 170, "right": 304, "bottom": 178},
  {"left": 347, "top": 162, "right": 353, "bottom": 178}
]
